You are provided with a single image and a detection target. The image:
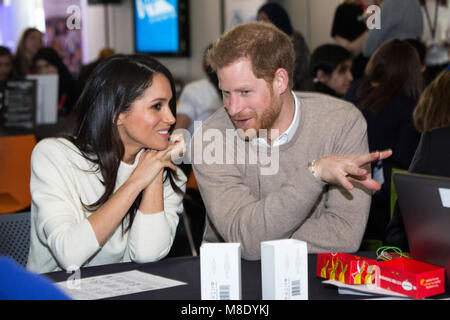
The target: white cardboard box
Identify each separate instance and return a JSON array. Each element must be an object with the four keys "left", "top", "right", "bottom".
[
  {"left": 261, "top": 239, "right": 308, "bottom": 300},
  {"left": 26, "top": 74, "right": 58, "bottom": 124},
  {"left": 200, "top": 243, "right": 242, "bottom": 300}
]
